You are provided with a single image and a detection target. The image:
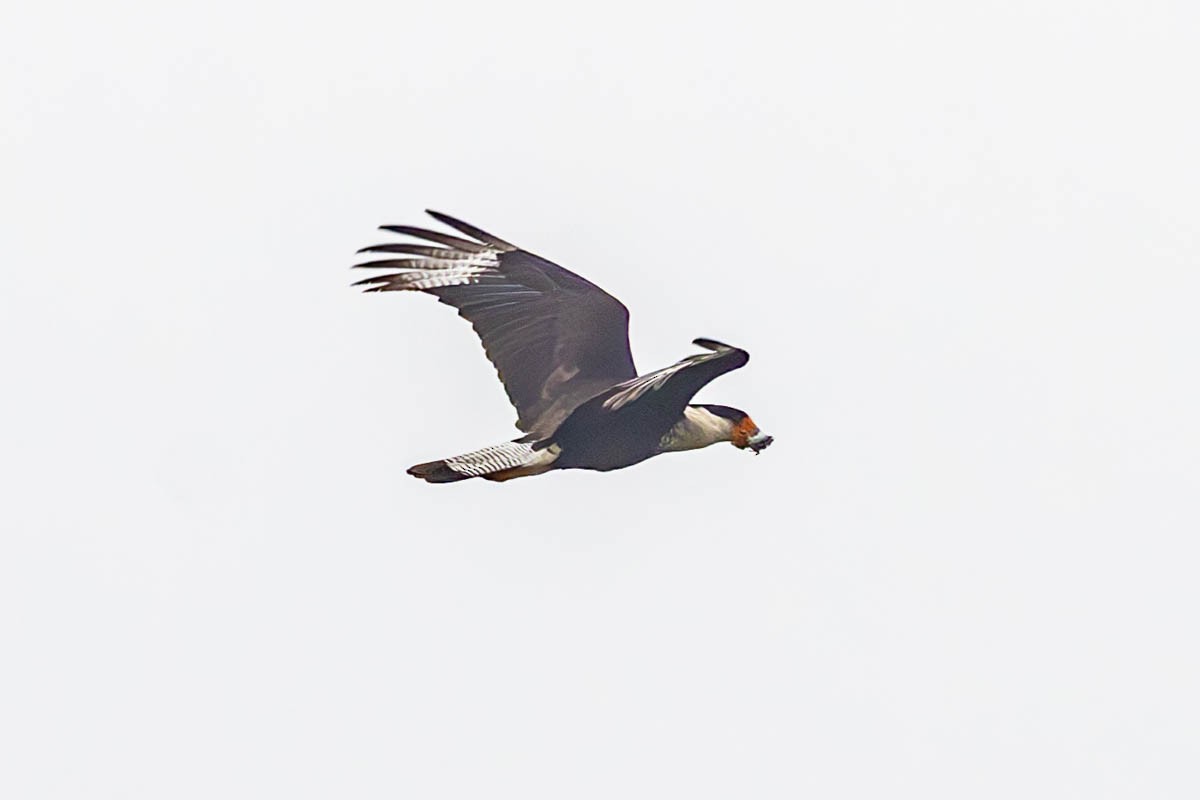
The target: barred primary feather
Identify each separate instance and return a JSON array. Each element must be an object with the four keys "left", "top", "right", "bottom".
[{"left": 354, "top": 210, "right": 636, "bottom": 435}]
